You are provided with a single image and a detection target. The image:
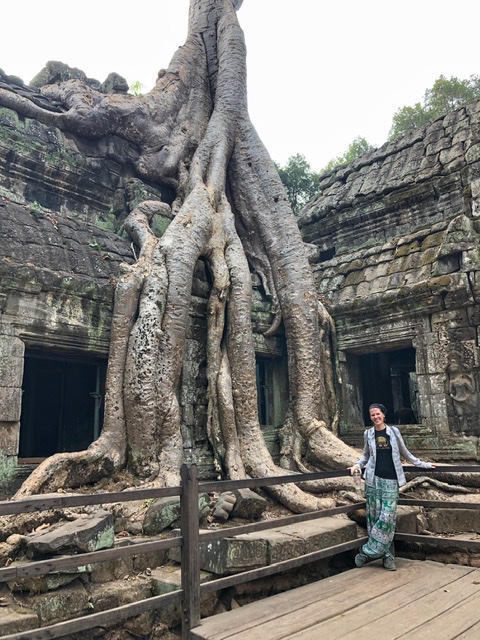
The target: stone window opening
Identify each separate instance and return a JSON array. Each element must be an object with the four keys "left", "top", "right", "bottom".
[
  {"left": 319, "top": 247, "right": 336, "bottom": 262},
  {"left": 19, "top": 348, "right": 106, "bottom": 463}
]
